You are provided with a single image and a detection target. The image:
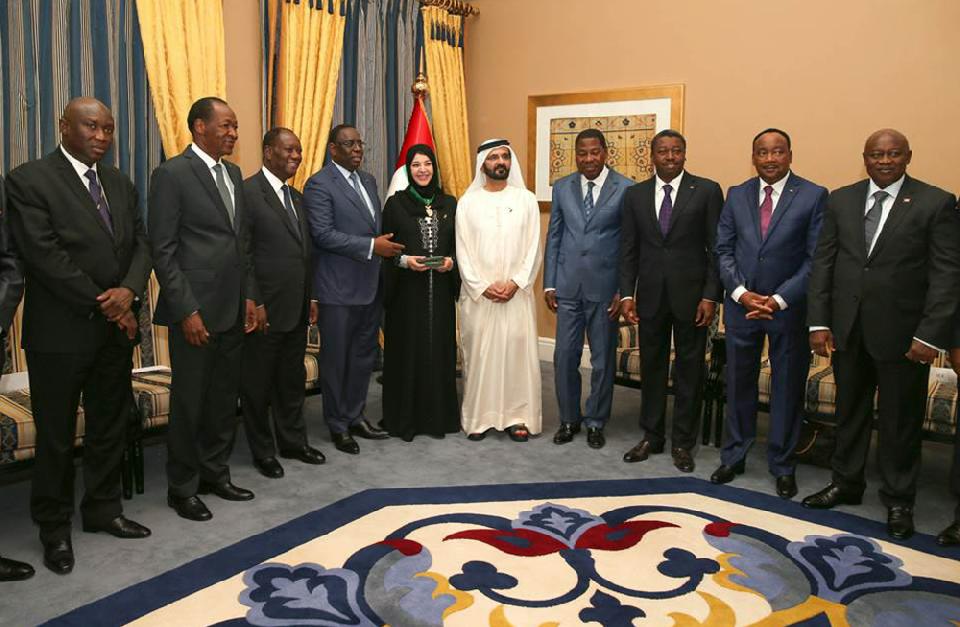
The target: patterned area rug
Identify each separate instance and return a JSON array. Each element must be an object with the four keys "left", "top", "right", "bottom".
[{"left": 47, "top": 478, "right": 960, "bottom": 626}]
